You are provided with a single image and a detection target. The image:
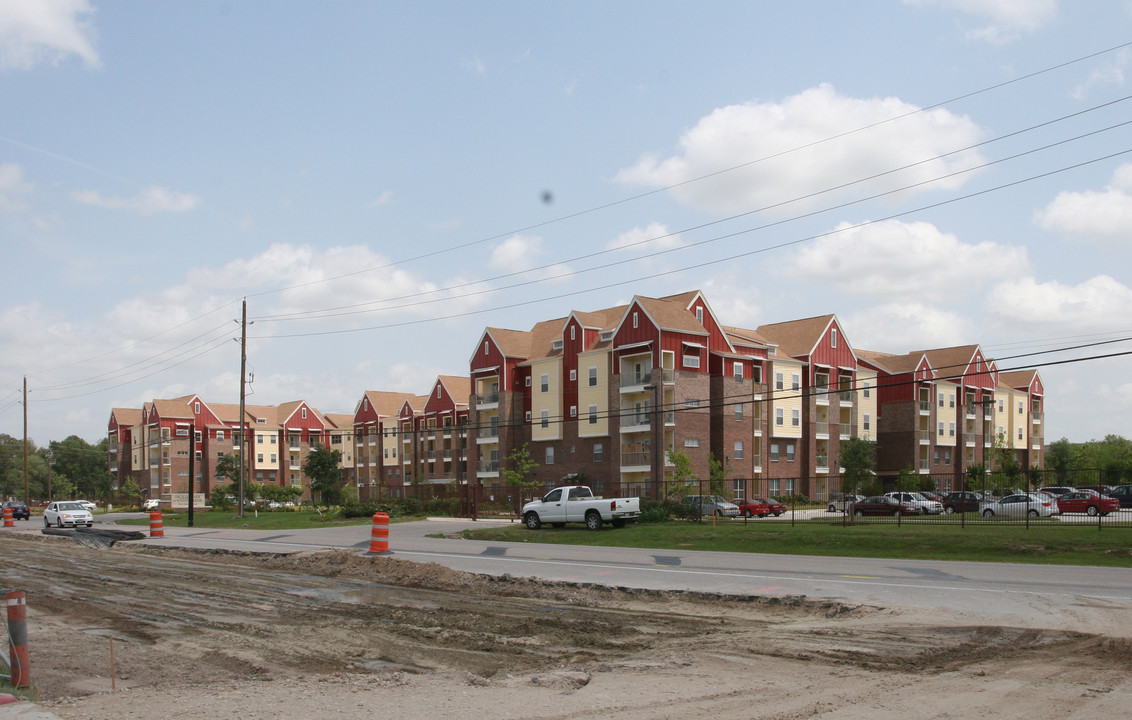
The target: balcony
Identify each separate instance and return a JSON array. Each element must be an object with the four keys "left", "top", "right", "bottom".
[
  {"left": 752, "top": 417, "right": 762, "bottom": 435},
  {"left": 816, "top": 421, "right": 829, "bottom": 438},
  {"left": 475, "top": 392, "right": 500, "bottom": 408},
  {"left": 839, "top": 390, "right": 853, "bottom": 406},
  {"left": 477, "top": 460, "right": 499, "bottom": 476},
  {"left": 815, "top": 387, "right": 830, "bottom": 406},
  {"left": 619, "top": 368, "right": 674, "bottom": 392},
  {"left": 919, "top": 429, "right": 931, "bottom": 444},
  {"left": 476, "top": 427, "right": 500, "bottom": 444},
  {"left": 816, "top": 454, "right": 829, "bottom": 472},
  {"left": 919, "top": 401, "right": 931, "bottom": 414},
  {"left": 620, "top": 414, "right": 652, "bottom": 433},
  {"left": 620, "top": 448, "right": 651, "bottom": 469}
]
